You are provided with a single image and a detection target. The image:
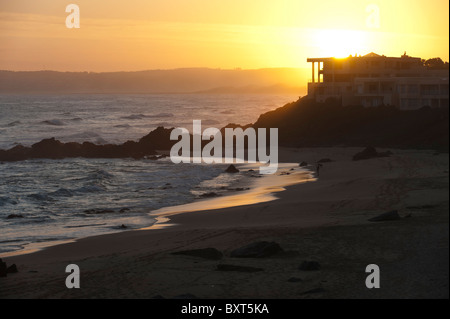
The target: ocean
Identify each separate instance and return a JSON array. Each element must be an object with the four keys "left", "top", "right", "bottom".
[{"left": 0, "top": 93, "right": 298, "bottom": 255}]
